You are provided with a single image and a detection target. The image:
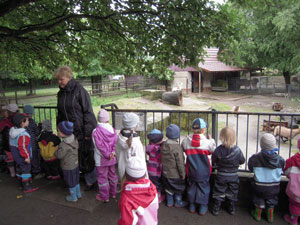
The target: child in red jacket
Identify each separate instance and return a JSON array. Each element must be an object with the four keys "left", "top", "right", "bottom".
[{"left": 118, "top": 157, "right": 158, "bottom": 225}]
